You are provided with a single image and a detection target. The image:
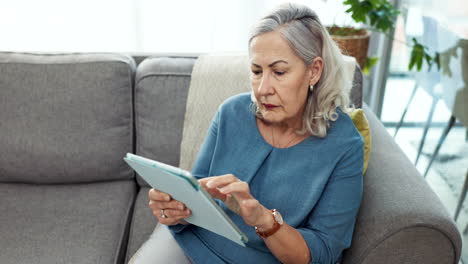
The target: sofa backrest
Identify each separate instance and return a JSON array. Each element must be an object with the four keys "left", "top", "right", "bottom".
[
  {"left": 0, "top": 53, "right": 135, "bottom": 184},
  {"left": 133, "top": 57, "right": 195, "bottom": 185},
  {"left": 134, "top": 56, "right": 363, "bottom": 186},
  {"left": 0, "top": 53, "right": 361, "bottom": 186}
]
